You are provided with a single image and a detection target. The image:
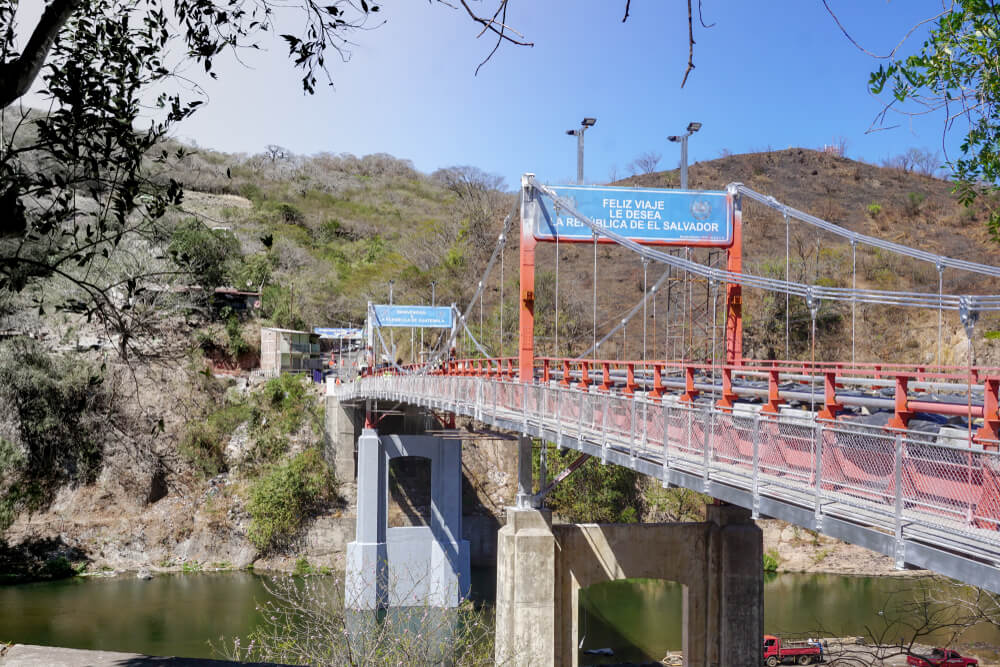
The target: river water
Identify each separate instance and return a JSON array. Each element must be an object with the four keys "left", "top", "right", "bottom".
[{"left": 1, "top": 570, "right": 998, "bottom": 662}]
